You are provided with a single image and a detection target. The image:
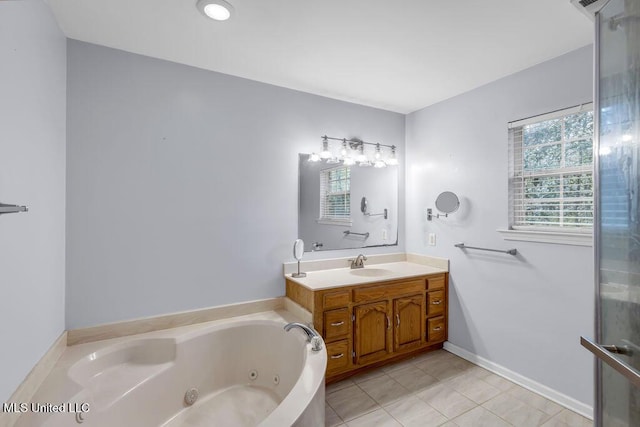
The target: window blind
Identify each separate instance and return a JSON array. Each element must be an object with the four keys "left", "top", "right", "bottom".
[
  {"left": 319, "top": 166, "right": 351, "bottom": 221},
  {"left": 509, "top": 105, "right": 594, "bottom": 231}
]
